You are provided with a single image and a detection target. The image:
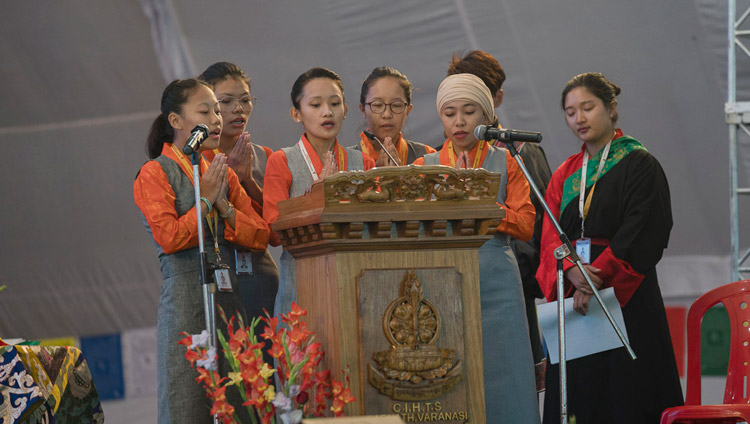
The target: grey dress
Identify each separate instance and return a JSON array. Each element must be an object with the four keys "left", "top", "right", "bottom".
[
  {"left": 141, "top": 156, "right": 251, "bottom": 424},
  {"left": 230, "top": 143, "right": 279, "bottom": 359},
  {"left": 424, "top": 145, "right": 540, "bottom": 423},
  {"left": 273, "top": 143, "right": 365, "bottom": 319}
]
